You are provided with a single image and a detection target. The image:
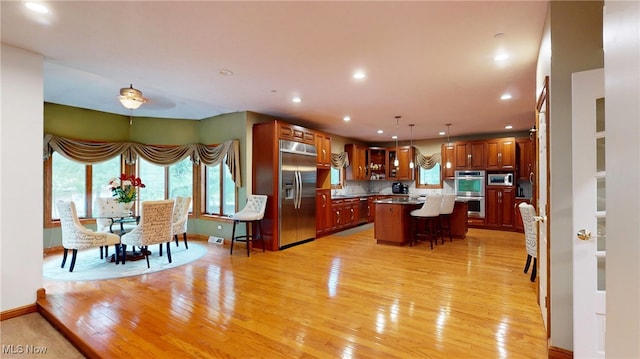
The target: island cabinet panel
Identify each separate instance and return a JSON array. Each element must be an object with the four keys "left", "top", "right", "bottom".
[
  {"left": 450, "top": 201, "right": 469, "bottom": 238},
  {"left": 486, "top": 137, "right": 516, "bottom": 170},
  {"left": 374, "top": 202, "right": 419, "bottom": 245}
]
